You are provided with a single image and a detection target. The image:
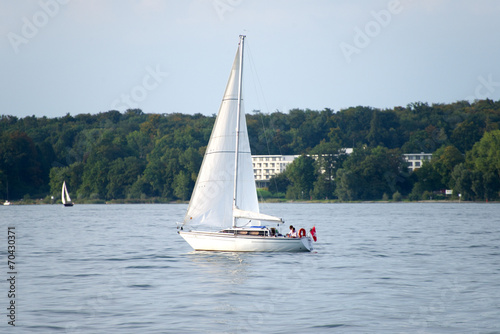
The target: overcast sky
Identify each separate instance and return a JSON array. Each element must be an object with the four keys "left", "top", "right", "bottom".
[{"left": 2, "top": 0, "right": 500, "bottom": 119}]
